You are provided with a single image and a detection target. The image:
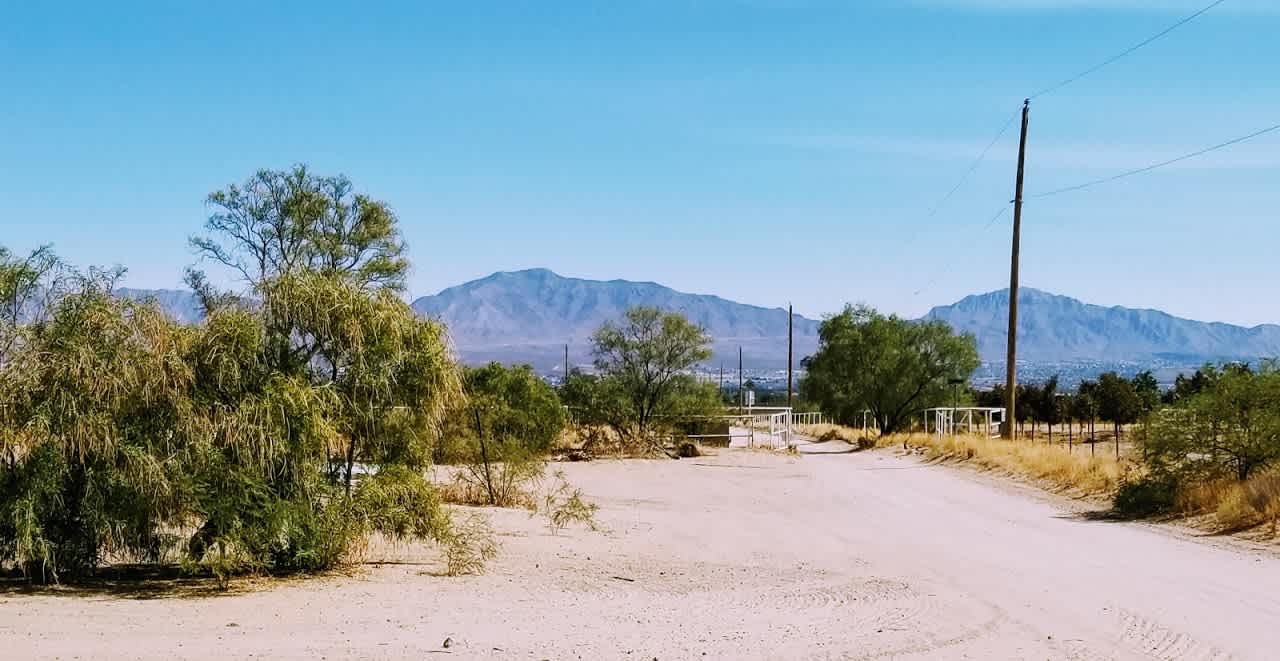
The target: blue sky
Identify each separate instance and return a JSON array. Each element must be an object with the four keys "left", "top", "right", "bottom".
[{"left": 3, "top": 1, "right": 1278, "bottom": 325}]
